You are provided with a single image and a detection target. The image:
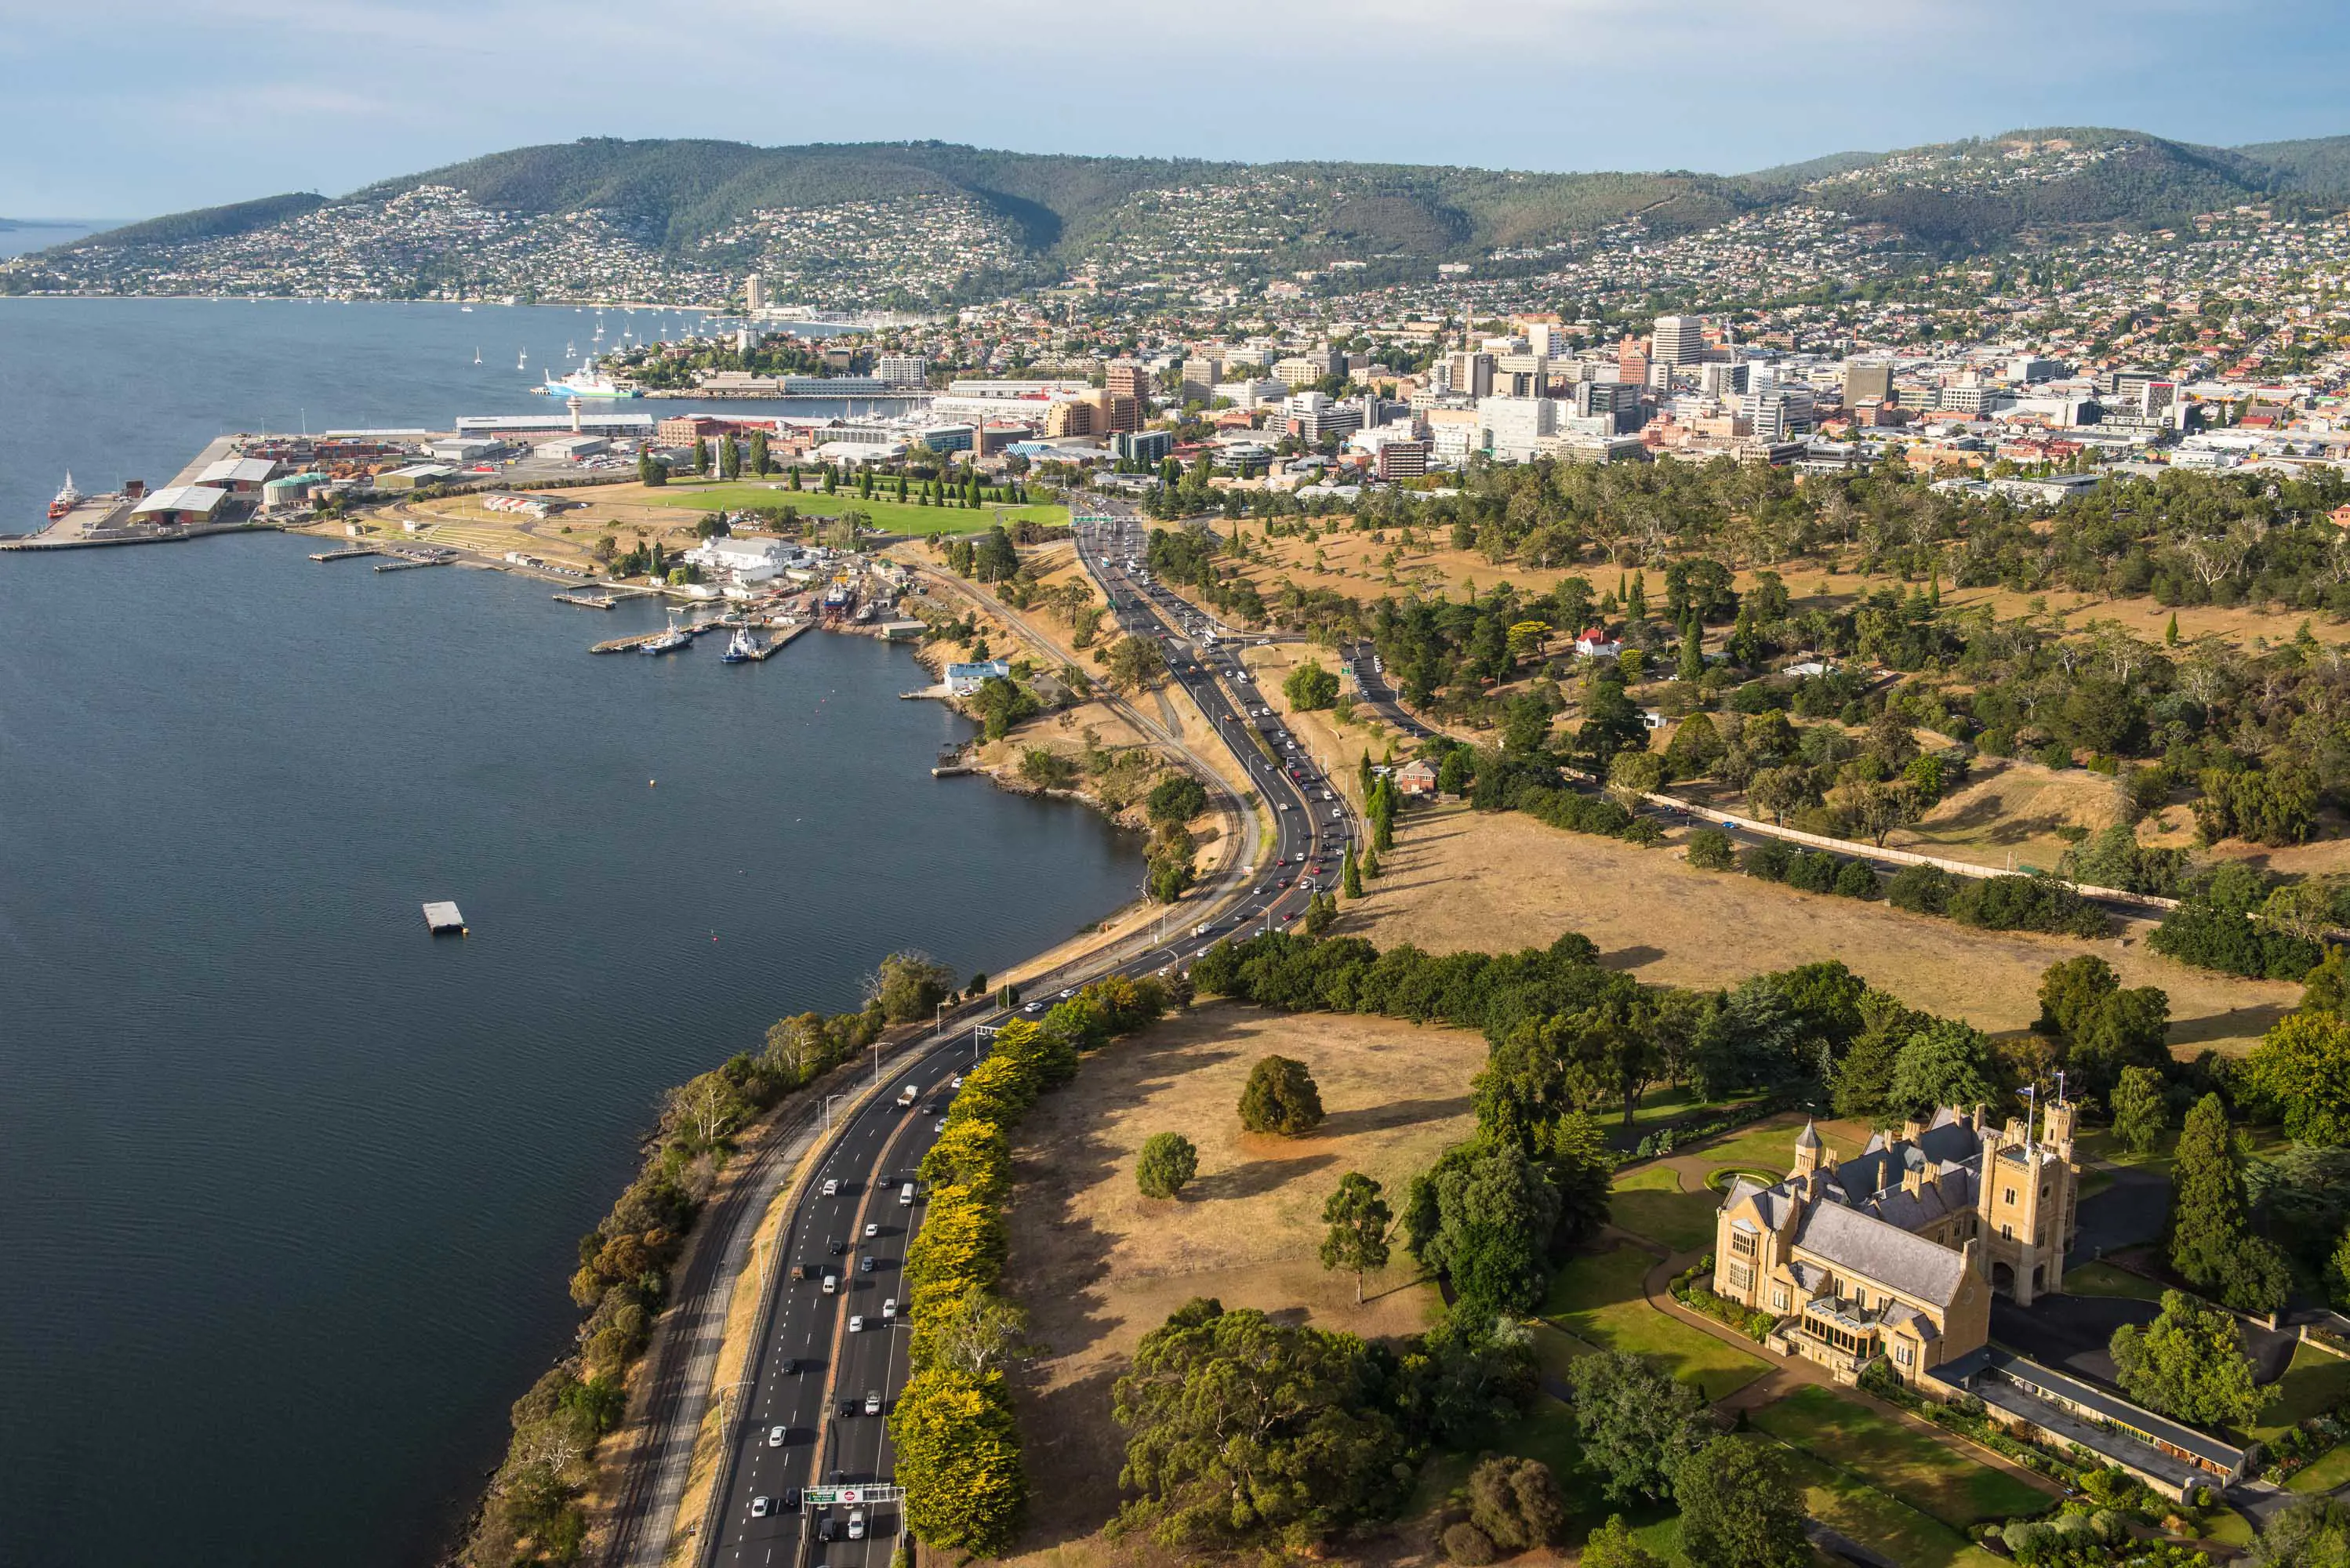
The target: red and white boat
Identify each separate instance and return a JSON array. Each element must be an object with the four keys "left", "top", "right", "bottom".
[{"left": 48, "top": 473, "right": 81, "bottom": 520}]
